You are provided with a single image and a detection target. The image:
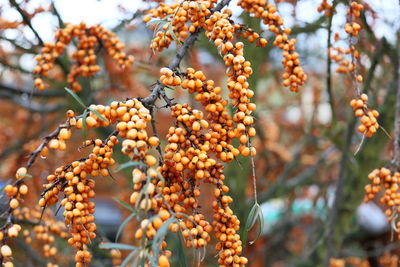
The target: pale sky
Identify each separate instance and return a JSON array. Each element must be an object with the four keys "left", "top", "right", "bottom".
[{"left": 1, "top": 0, "right": 398, "bottom": 43}]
